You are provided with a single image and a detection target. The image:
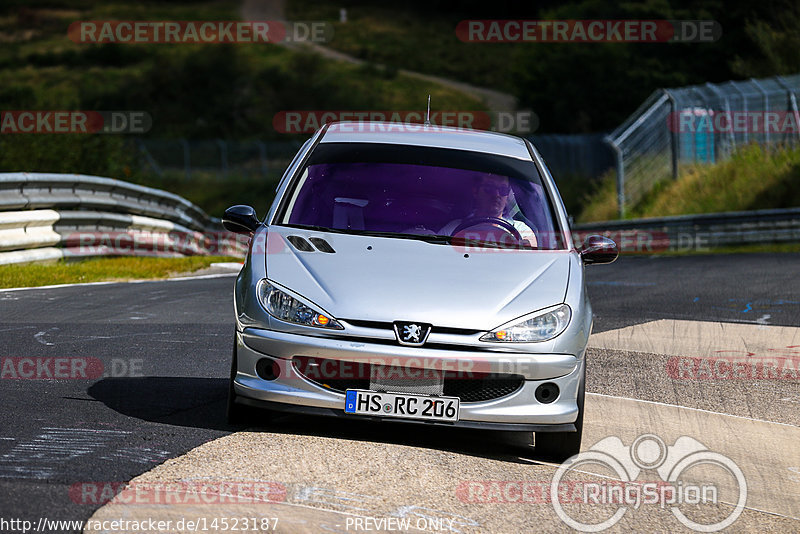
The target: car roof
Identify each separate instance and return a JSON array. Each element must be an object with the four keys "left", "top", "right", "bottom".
[{"left": 320, "top": 121, "right": 533, "bottom": 161}]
